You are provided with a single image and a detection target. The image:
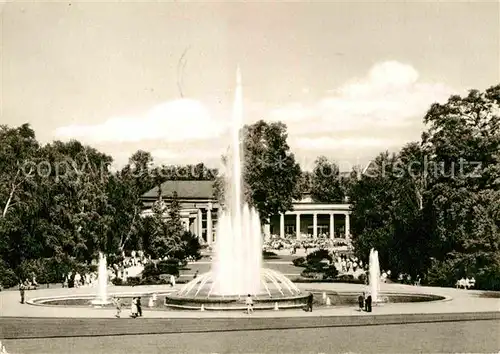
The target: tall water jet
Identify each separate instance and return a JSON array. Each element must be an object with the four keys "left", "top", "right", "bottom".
[
  {"left": 167, "top": 67, "right": 306, "bottom": 309},
  {"left": 369, "top": 248, "right": 380, "bottom": 302},
  {"left": 212, "top": 66, "right": 262, "bottom": 296},
  {"left": 91, "top": 252, "right": 110, "bottom": 305}
]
